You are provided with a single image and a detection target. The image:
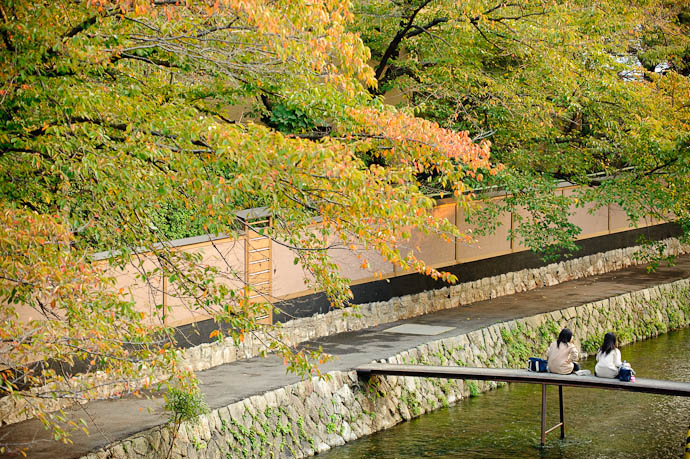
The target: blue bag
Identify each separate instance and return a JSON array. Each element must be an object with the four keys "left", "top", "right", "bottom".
[
  {"left": 528, "top": 357, "right": 548, "bottom": 373},
  {"left": 618, "top": 366, "right": 633, "bottom": 382}
]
